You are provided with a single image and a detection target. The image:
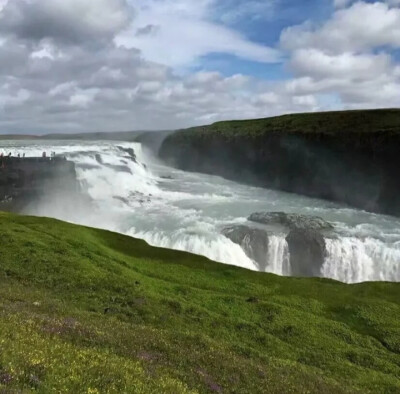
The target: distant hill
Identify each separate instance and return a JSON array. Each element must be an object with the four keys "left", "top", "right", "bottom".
[
  {"left": 41, "top": 130, "right": 145, "bottom": 141},
  {"left": 0, "top": 134, "right": 40, "bottom": 140},
  {"left": 0, "top": 130, "right": 172, "bottom": 141}
]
